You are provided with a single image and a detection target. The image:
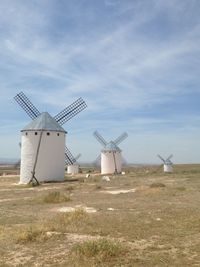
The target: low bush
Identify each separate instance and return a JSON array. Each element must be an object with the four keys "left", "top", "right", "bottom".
[
  {"left": 44, "top": 208, "right": 89, "bottom": 232},
  {"left": 150, "top": 183, "right": 166, "bottom": 188},
  {"left": 42, "top": 191, "right": 70, "bottom": 203},
  {"left": 16, "top": 226, "right": 48, "bottom": 243},
  {"left": 70, "top": 238, "right": 128, "bottom": 265}
]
